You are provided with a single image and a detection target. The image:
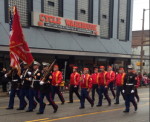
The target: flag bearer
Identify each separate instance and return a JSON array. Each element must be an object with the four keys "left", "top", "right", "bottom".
[{"left": 6, "top": 69, "right": 21, "bottom": 109}]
